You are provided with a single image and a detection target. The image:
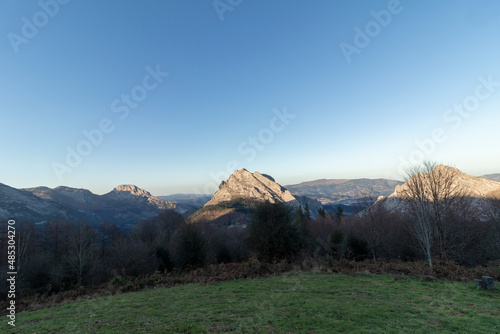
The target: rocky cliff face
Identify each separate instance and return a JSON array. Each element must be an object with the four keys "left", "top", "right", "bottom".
[
  {"left": 205, "top": 169, "right": 323, "bottom": 216},
  {"left": 205, "top": 169, "right": 296, "bottom": 206}
]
